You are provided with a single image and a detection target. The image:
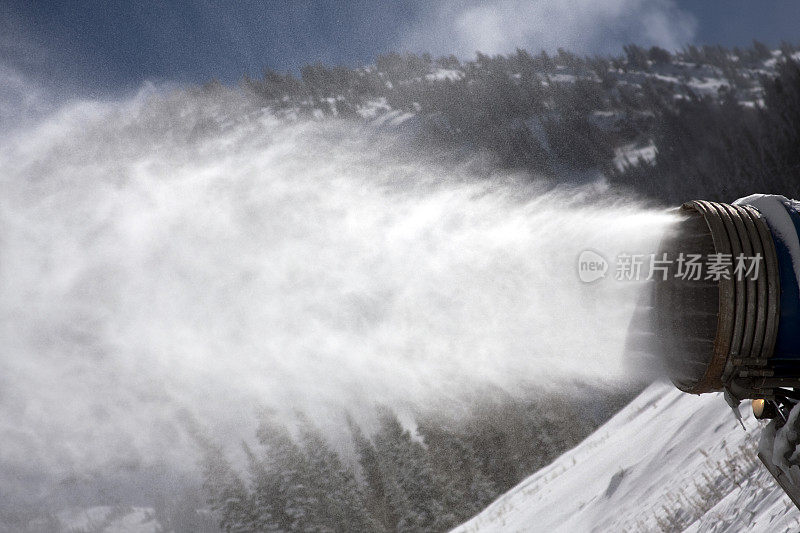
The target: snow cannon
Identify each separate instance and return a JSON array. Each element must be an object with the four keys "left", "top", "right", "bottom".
[
  {"left": 643, "top": 194, "right": 800, "bottom": 509},
  {"left": 645, "top": 194, "right": 800, "bottom": 413}
]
